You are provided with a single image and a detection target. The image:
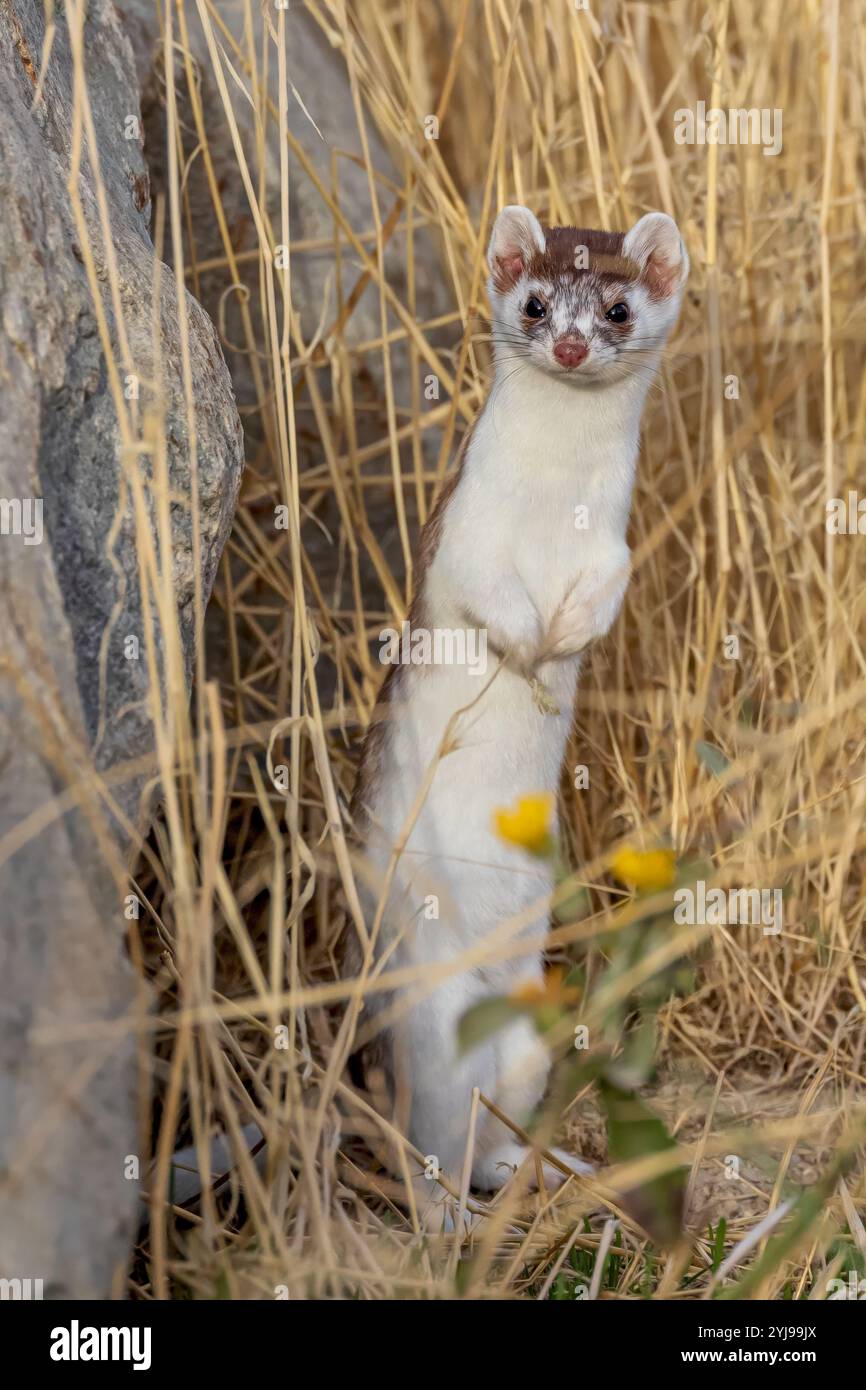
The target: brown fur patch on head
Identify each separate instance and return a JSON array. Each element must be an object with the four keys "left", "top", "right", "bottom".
[{"left": 527, "top": 226, "right": 640, "bottom": 286}]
